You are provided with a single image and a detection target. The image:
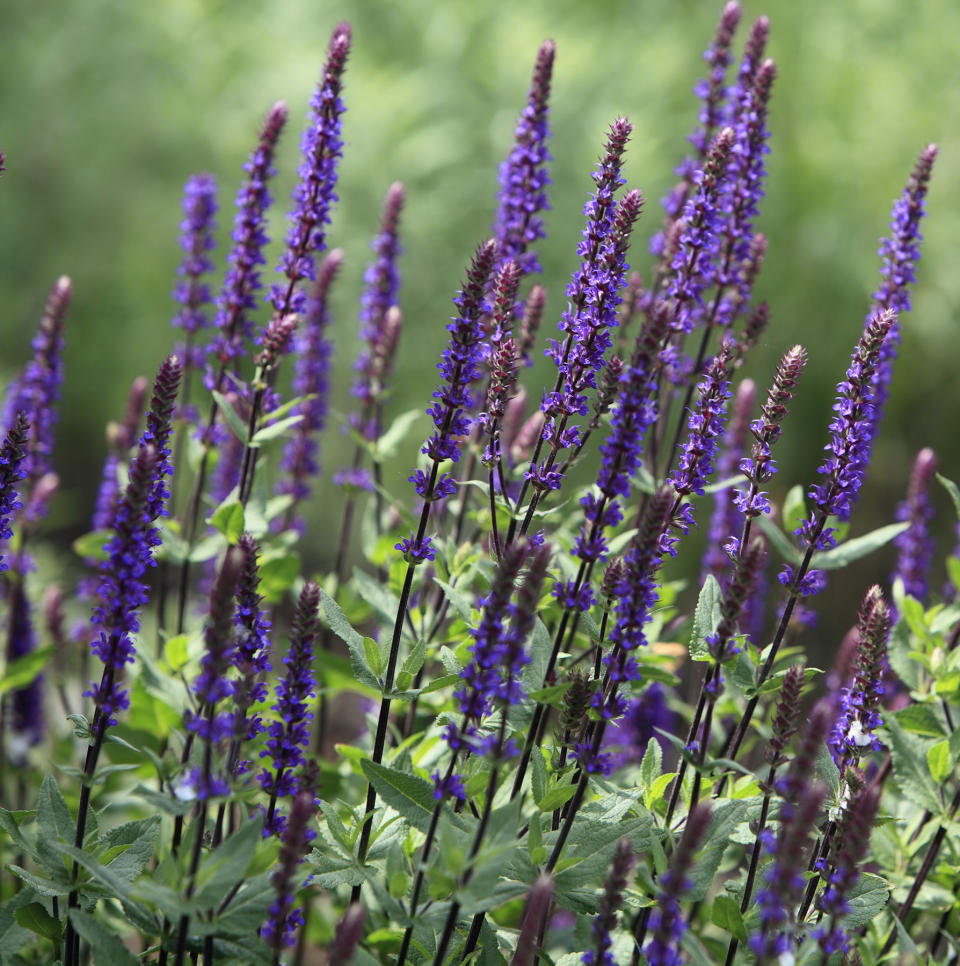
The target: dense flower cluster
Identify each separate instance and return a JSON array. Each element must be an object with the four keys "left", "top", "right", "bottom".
[
  {"left": 493, "top": 40, "right": 554, "bottom": 278},
  {"left": 269, "top": 24, "right": 350, "bottom": 317},
  {"left": 891, "top": 447, "right": 937, "bottom": 601},
  {"left": 582, "top": 838, "right": 634, "bottom": 966},
  {"left": 208, "top": 102, "right": 287, "bottom": 380},
  {"left": 0, "top": 411, "right": 28, "bottom": 570}
]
